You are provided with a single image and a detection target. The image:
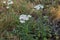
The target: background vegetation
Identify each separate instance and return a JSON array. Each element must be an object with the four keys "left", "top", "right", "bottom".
[{"left": 0, "top": 0, "right": 60, "bottom": 40}]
